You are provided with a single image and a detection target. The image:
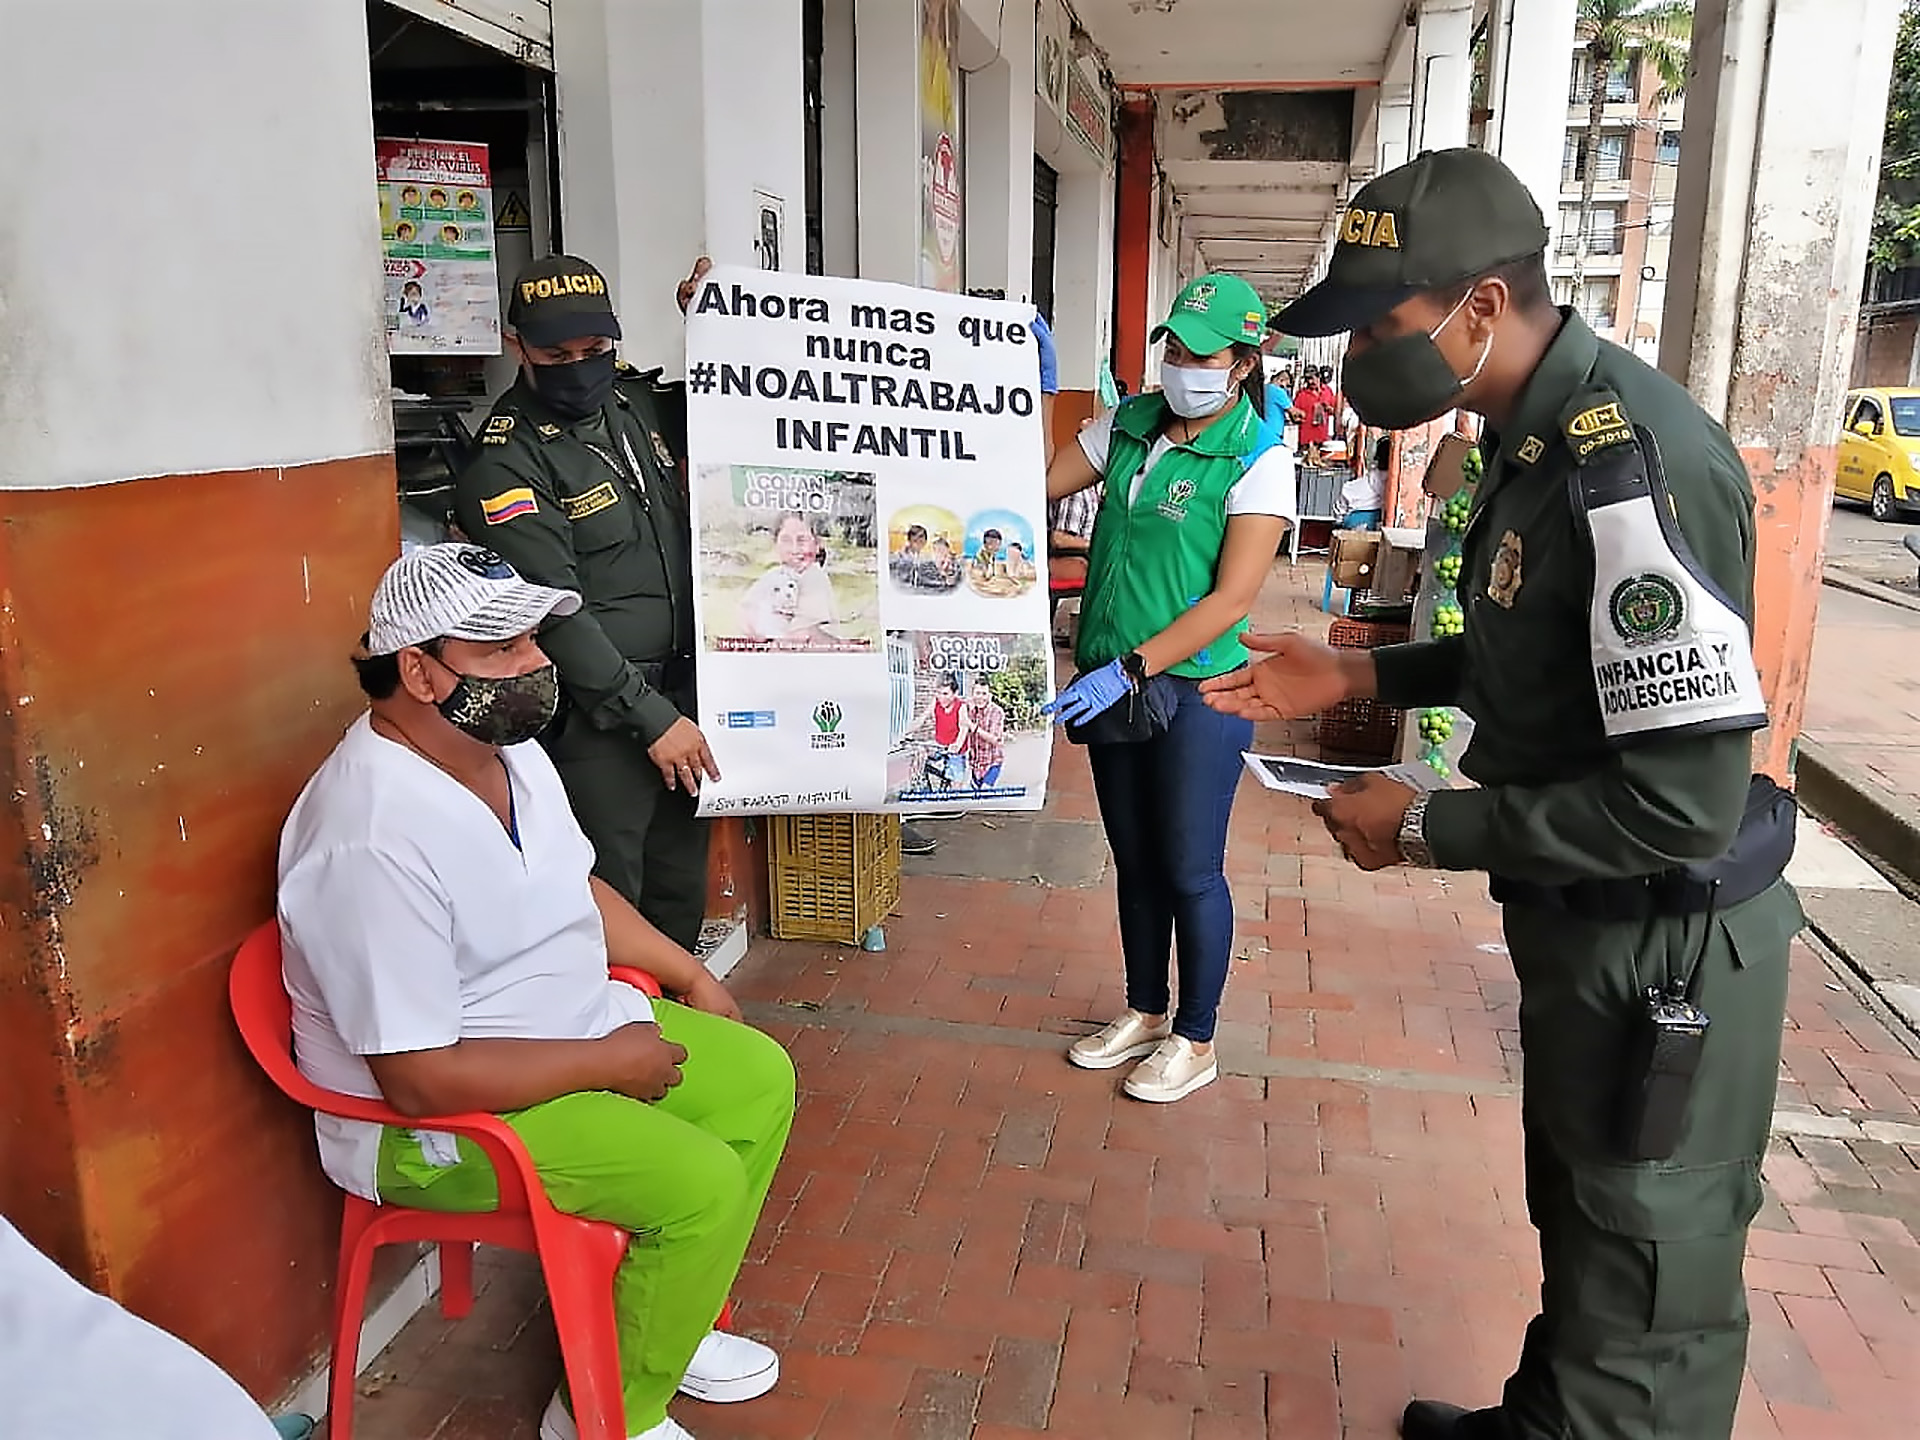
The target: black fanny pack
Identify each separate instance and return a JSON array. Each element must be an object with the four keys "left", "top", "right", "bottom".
[
  {"left": 1065, "top": 672, "right": 1180, "bottom": 746},
  {"left": 1492, "top": 774, "right": 1797, "bottom": 922}
]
